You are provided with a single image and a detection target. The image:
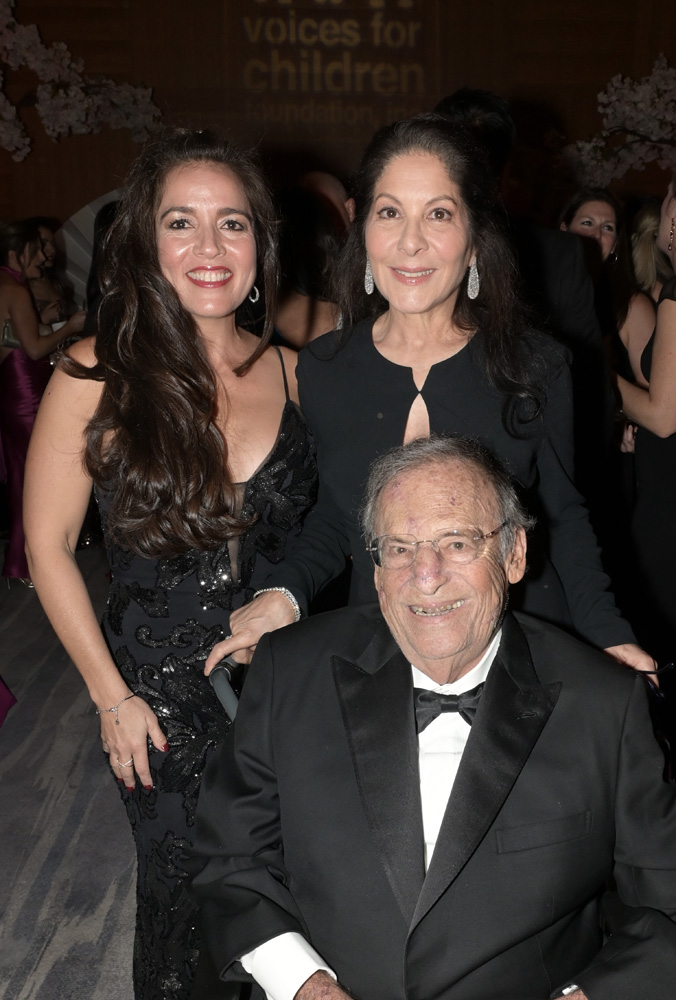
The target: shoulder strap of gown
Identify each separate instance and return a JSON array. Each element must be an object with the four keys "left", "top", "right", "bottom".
[{"left": 272, "top": 343, "right": 290, "bottom": 401}]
